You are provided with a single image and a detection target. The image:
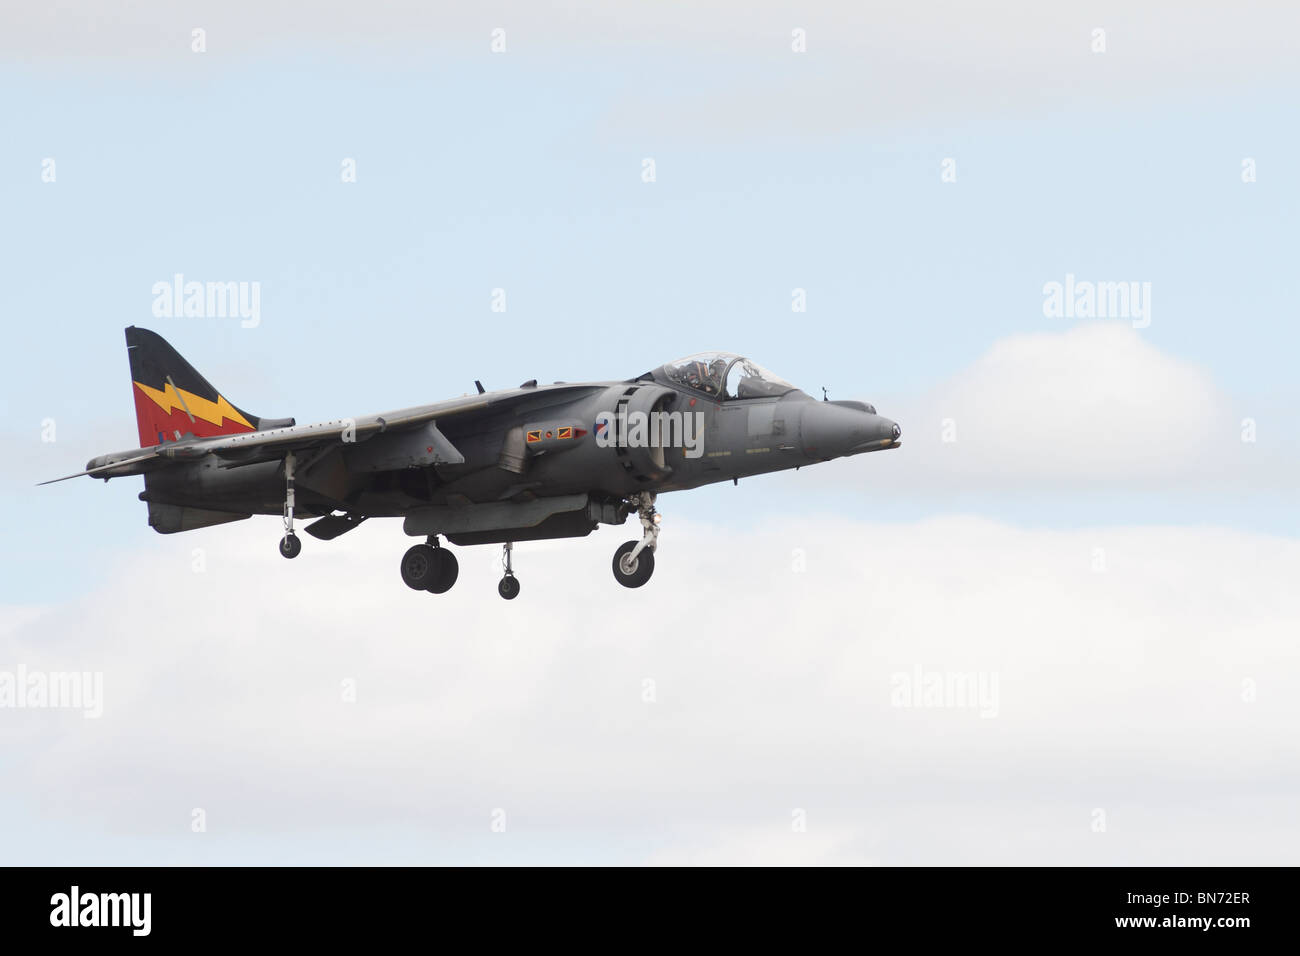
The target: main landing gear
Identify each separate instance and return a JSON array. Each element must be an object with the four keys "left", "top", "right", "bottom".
[
  {"left": 279, "top": 451, "right": 302, "bottom": 559},
  {"left": 396, "top": 537, "right": 517, "bottom": 600},
  {"left": 612, "top": 491, "right": 658, "bottom": 588},
  {"left": 300, "top": 489, "right": 665, "bottom": 595},
  {"left": 400, "top": 537, "right": 460, "bottom": 593},
  {"left": 498, "top": 541, "right": 520, "bottom": 600}
]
